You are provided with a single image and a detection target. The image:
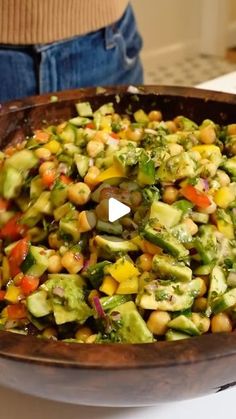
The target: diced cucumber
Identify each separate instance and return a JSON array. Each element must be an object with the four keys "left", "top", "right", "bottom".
[
  {"left": 54, "top": 202, "right": 75, "bottom": 221},
  {"left": 85, "top": 261, "right": 112, "bottom": 288},
  {"left": 21, "top": 246, "right": 48, "bottom": 276},
  {"left": 30, "top": 176, "right": 43, "bottom": 200},
  {"left": 69, "top": 116, "right": 91, "bottom": 127},
  {"left": 0, "top": 211, "right": 15, "bottom": 228},
  {"left": 191, "top": 212, "right": 209, "bottom": 224},
  {"left": 76, "top": 101, "right": 93, "bottom": 117},
  {"left": 168, "top": 315, "right": 200, "bottom": 336},
  {"left": 194, "top": 225, "right": 217, "bottom": 264},
  {"left": 96, "top": 220, "right": 123, "bottom": 236},
  {"left": 222, "top": 155, "right": 236, "bottom": 176},
  {"left": 142, "top": 225, "right": 189, "bottom": 259},
  {"left": 94, "top": 235, "right": 138, "bottom": 253},
  {"left": 95, "top": 103, "right": 114, "bottom": 116},
  {"left": 5, "top": 149, "right": 38, "bottom": 171},
  {"left": 211, "top": 288, "right": 236, "bottom": 314},
  {"left": 91, "top": 182, "right": 111, "bottom": 203},
  {"left": 194, "top": 264, "right": 214, "bottom": 276},
  {"left": 150, "top": 201, "right": 182, "bottom": 228},
  {"left": 27, "top": 290, "right": 52, "bottom": 318},
  {"left": 51, "top": 180, "right": 68, "bottom": 207},
  {"left": 152, "top": 254, "right": 192, "bottom": 282},
  {"left": 208, "top": 266, "right": 227, "bottom": 305},
  {"left": 74, "top": 154, "right": 90, "bottom": 178},
  {"left": 166, "top": 329, "right": 190, "bottom": 341},
  {"left": 100, "top": 294, "right": 131, "bottom": 311},
  {"left": 20, "top": 206, "right": 42, "bottom": 227},
  {"left": 59, "top": 123, "right": 76, "bottom": 142},
  {"left": 33, "top": 191, "right": 53, "bottom": 215},
  {"left": 137, "top": 151, "right": 155, "bottom": 186},
  {"left": 2, "top": 167, "right": 23, "bottom": 199},
  {"left": 59, "top": 217, "right": 80, "bottom": 242}
]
